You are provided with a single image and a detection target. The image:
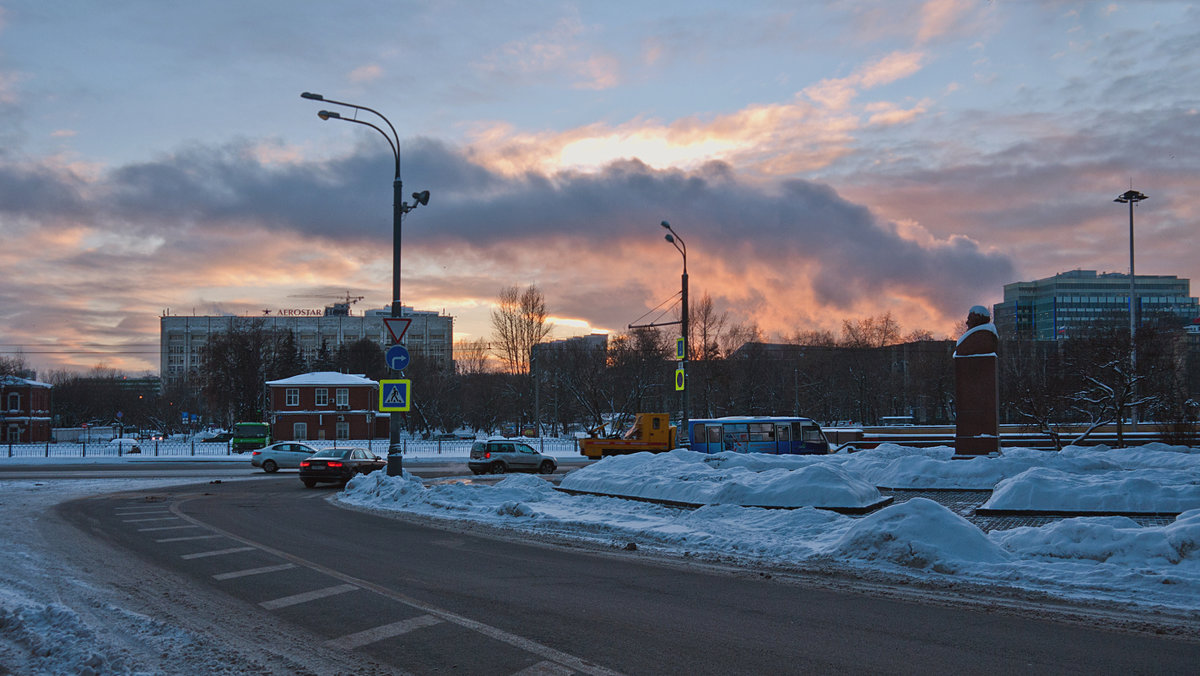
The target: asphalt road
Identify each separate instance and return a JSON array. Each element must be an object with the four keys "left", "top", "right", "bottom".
[{"left": 56, "top": 475, "right": 1200, "bottom": 675}]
